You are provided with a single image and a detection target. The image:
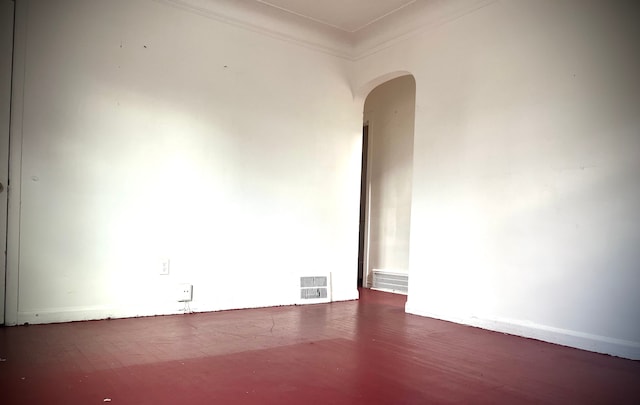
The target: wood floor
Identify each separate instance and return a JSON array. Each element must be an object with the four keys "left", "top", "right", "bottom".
[{"left": 1, "top": 289, "right": 639, "bottom": 404}]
